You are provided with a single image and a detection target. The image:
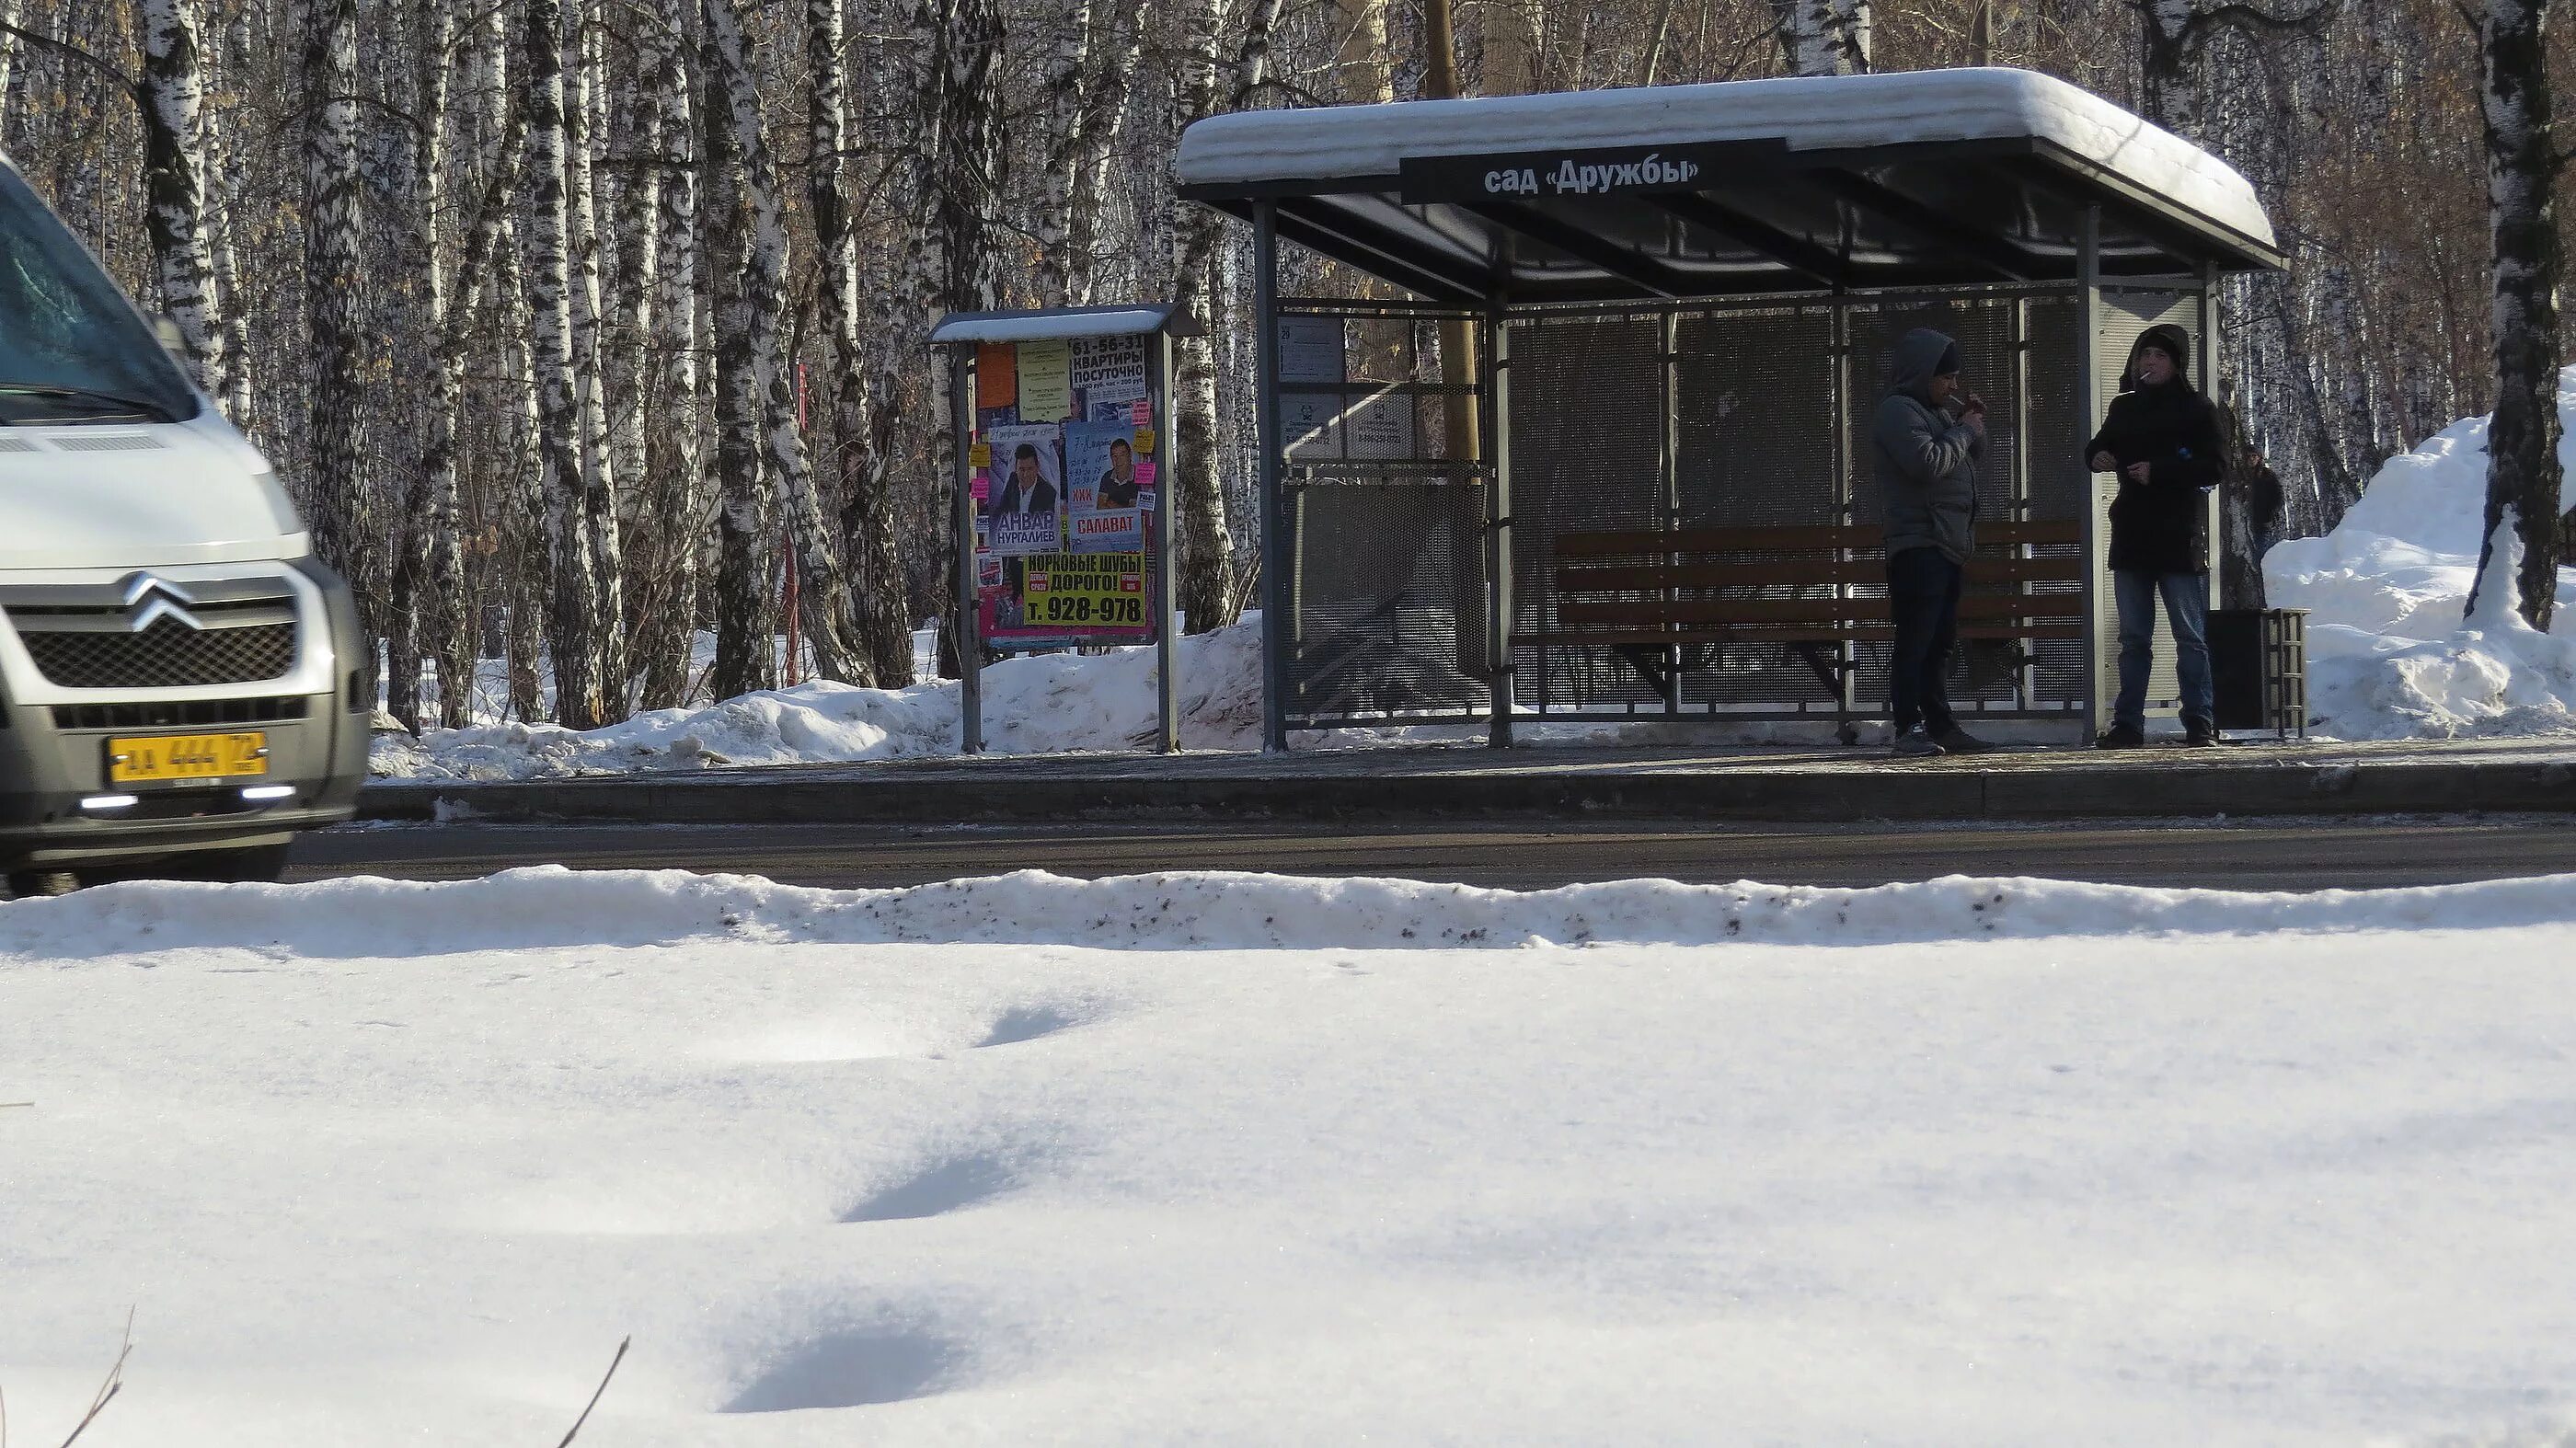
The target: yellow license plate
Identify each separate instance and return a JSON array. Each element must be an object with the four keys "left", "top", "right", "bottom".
[{"left": 108, "top": 731, "right": 269, "bottom": 784}]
